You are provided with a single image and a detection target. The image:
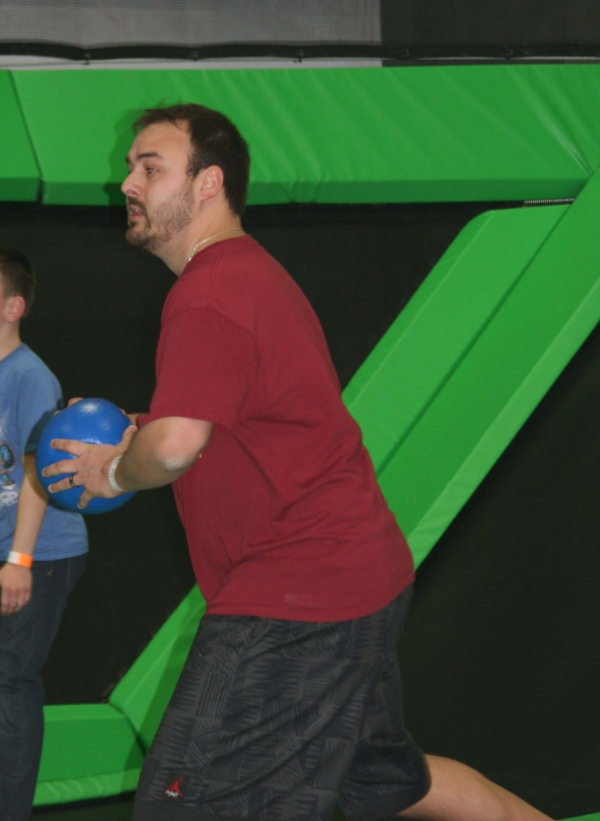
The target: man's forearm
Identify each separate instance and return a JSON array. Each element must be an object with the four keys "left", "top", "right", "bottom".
[{"left": 113, "top": 417, "right": 211, "bottom": 492}]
